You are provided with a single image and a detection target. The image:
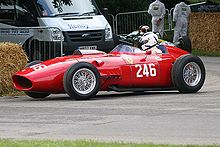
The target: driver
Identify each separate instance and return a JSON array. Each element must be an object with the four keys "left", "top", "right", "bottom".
[
  {"left": 140, "top": 25, "right": 149, "bottom": 35},
  {"left": 139, "top": 32, "right": 162, "bottom": 54}
]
